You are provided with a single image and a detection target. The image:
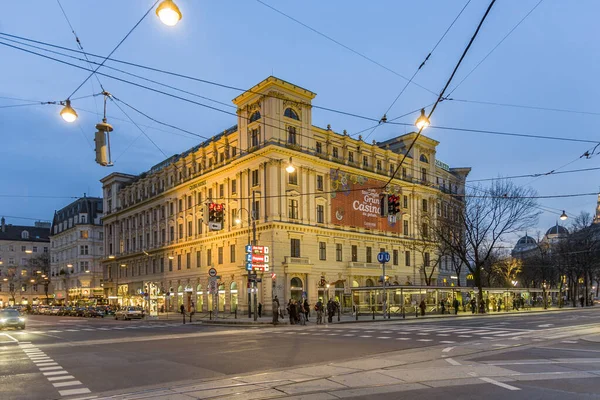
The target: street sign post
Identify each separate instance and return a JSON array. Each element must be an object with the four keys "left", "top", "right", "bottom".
[{"left": 378, "top": 251, "right": 390, "bottom": 319}]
